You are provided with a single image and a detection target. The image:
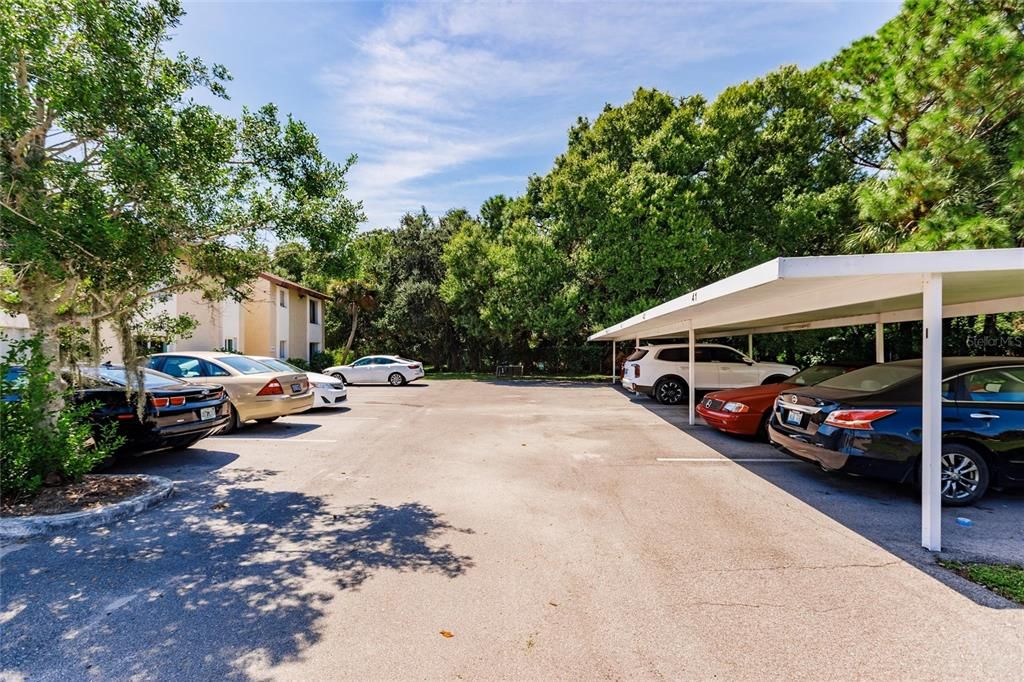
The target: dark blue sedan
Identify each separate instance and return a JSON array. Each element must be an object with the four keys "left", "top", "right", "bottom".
[{"left": 768, "top": 357, "right": 1024, "bottom": 506}]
